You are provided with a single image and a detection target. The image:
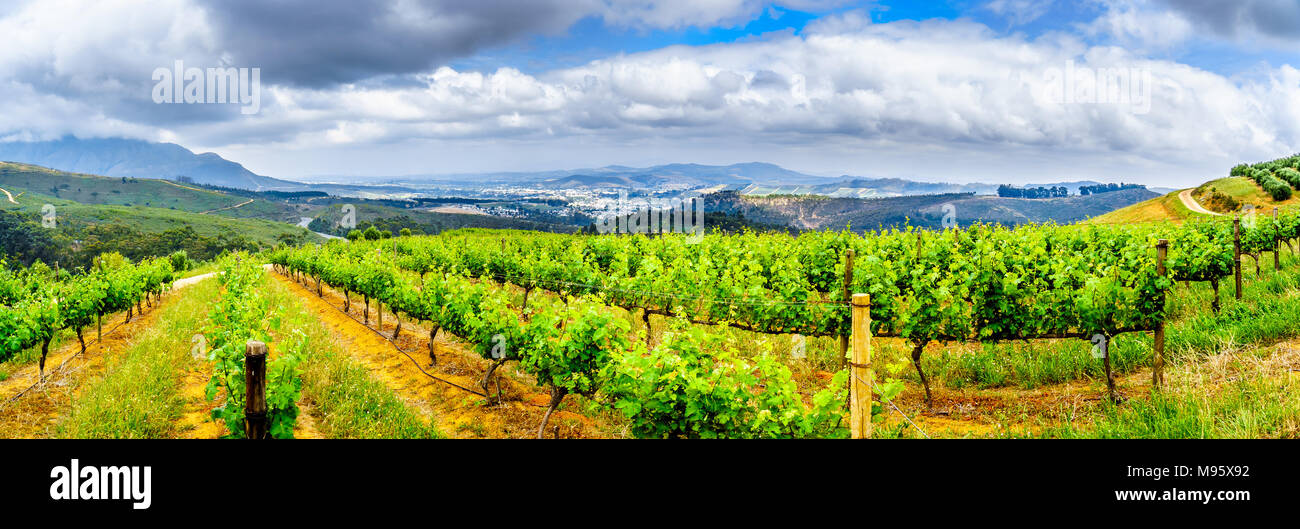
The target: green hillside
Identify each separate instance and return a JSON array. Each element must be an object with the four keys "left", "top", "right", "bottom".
[
  {"left": 0, "top": 162, "right": 303, "bottom": 222},
  {"left": 0, "top": 170, "right": 320, "bottom": 269}
]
